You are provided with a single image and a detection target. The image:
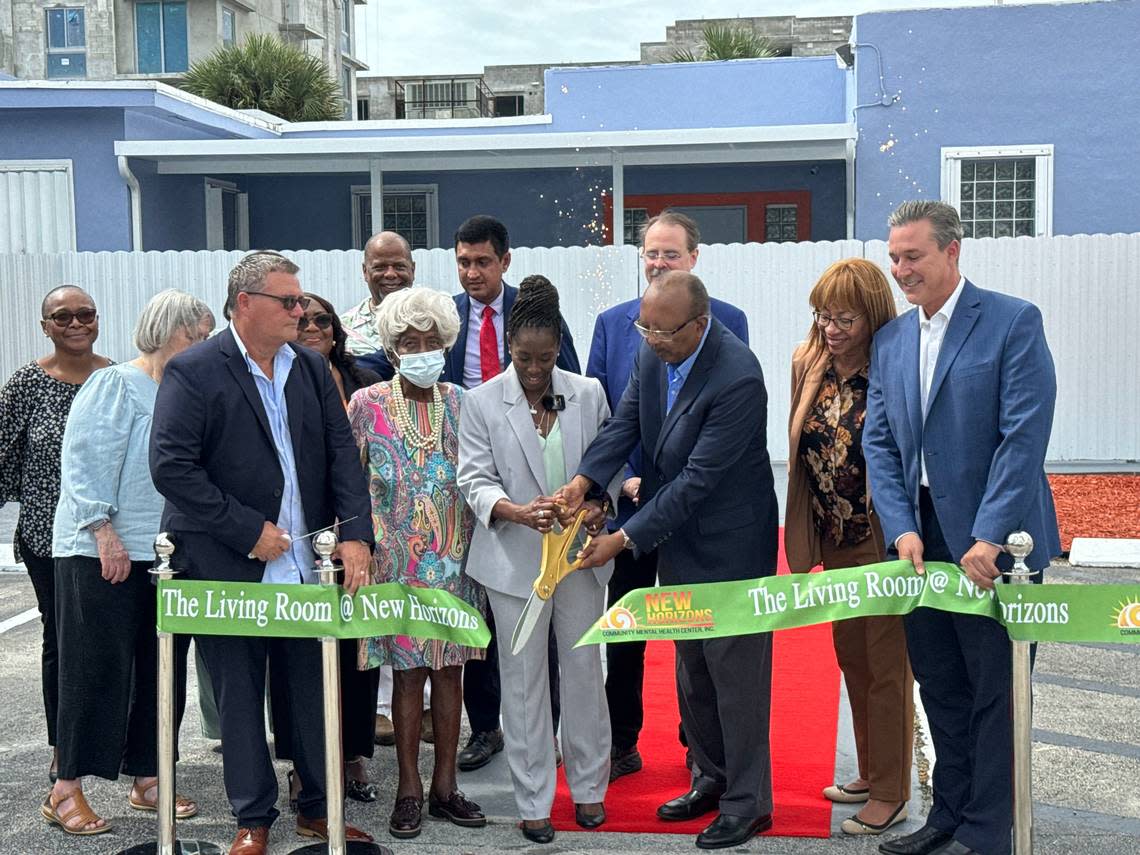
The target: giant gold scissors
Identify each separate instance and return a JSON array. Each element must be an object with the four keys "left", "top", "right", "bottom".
[{"left": 509, "top": 509, "right": 592, "bottom": 655}]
